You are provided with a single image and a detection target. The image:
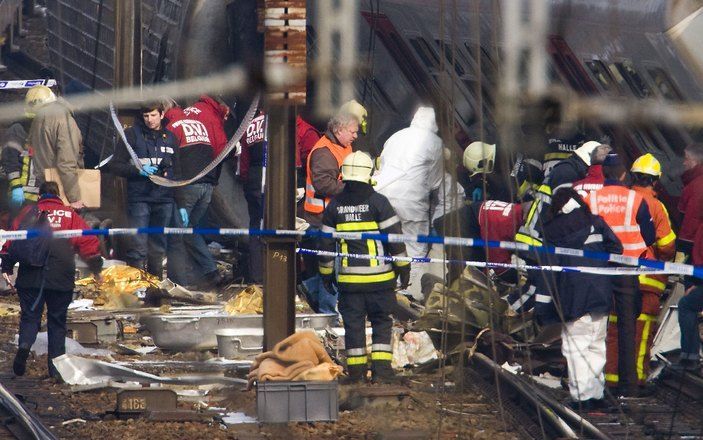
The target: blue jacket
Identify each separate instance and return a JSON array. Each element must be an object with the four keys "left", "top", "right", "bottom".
[
  {"left": 535, "top": 207, "right": 623, "bottom": 324},
  {"left": 111, "top": 120, "right": 179, "bottom": 203}
]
